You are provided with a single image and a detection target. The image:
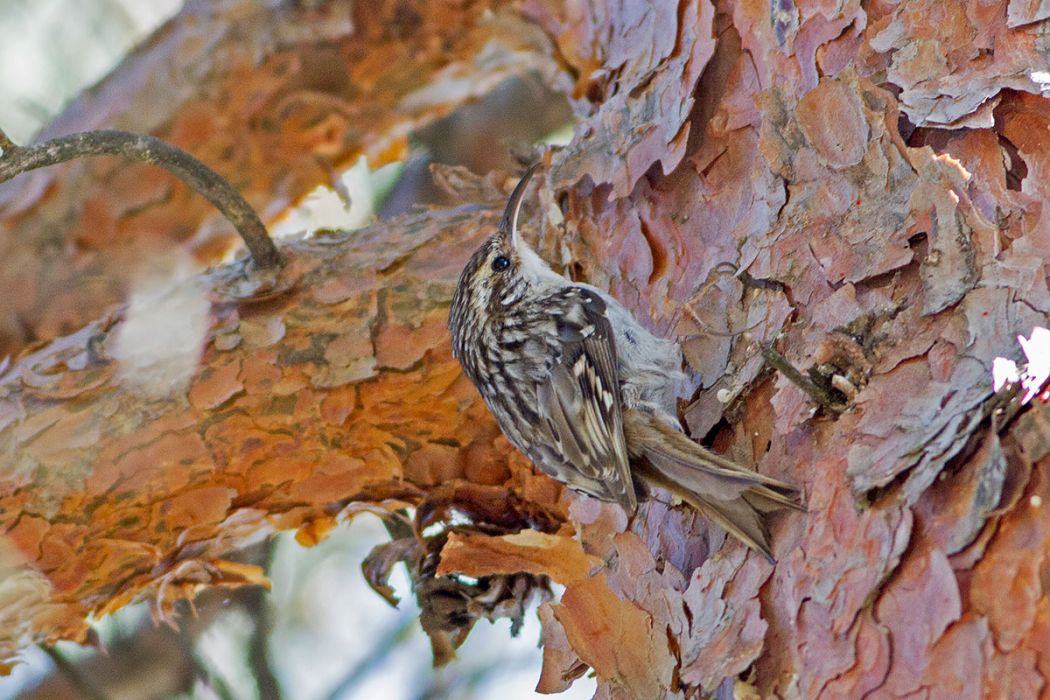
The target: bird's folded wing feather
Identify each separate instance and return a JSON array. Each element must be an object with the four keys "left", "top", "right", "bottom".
[{"left": 533, "top": 288, "right": 637, "bottom": 513}]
